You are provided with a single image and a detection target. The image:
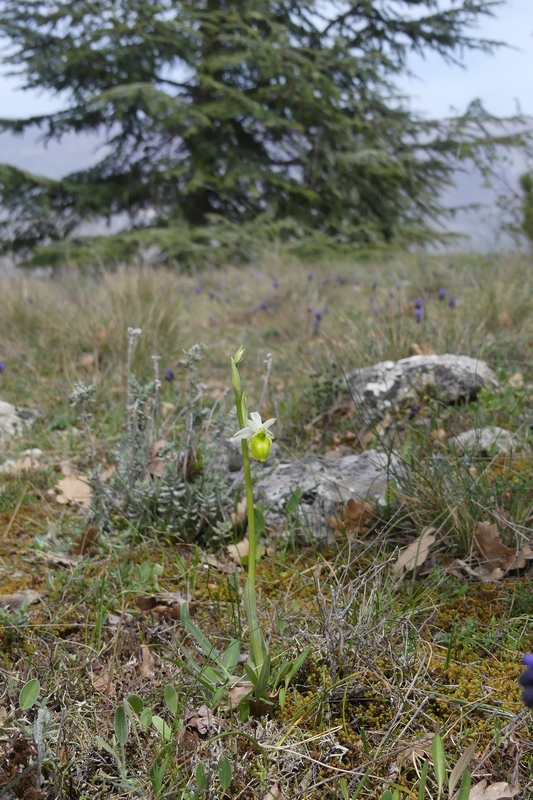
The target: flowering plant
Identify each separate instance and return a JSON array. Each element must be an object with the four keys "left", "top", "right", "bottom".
[
  {"left": 230, "top": 346, "right": 275, "bottom": 676},
  {"left": 233, "top": 411, "right": 276, "bottom": 462}
]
